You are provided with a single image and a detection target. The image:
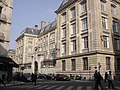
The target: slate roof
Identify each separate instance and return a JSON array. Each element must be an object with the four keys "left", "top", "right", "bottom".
[
  {"left": 55, "top": 0, "right": 76, "bottom": 13},
  {"left": 20, "top": 28, "right": 40, "bottom": 35},
  {"left": 38, "top": 20, "right": 57, "bottom": 36}
]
